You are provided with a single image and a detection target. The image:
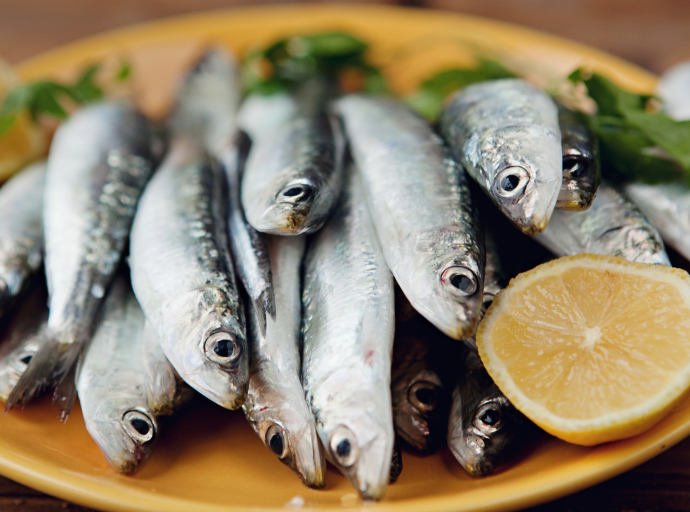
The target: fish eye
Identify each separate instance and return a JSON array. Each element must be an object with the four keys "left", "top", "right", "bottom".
[
  {"left": 203, "top": 331, "right": 242, "bottom": 368},
  {"left": 265, "top": 424, "right": 287, "bottom": 458},
  {"left": 474, "top": 402, "right": 504, "bottom": 433},
  {"left": 408, "top": 381, "right": 440, "bottom": 412},
  {"left": 441, "top": 266, "right": 478, "bottom": 297},
  {"left": 122, "top": 410, "right": 155, "bottom": 444},
  {"left": 276, "top": 182, "right": 315, "bottom": 204},
  {"left": 330, "top": 426, "right": 359, "bottom": 468},
  {"left": 563, "top": 155, "right": 590, "bottom": 179},
  {"left": 495, "top": 167, "right": 529, "bottom": 198}
]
